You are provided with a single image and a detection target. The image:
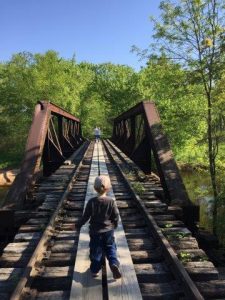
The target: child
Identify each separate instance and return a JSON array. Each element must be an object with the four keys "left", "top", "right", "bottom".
[
  {"left": 93, "top": 127, "right": 101, "bottom": 142},
  {"left": 77, "top": 175, "right": 121, "bottom": 279}
]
